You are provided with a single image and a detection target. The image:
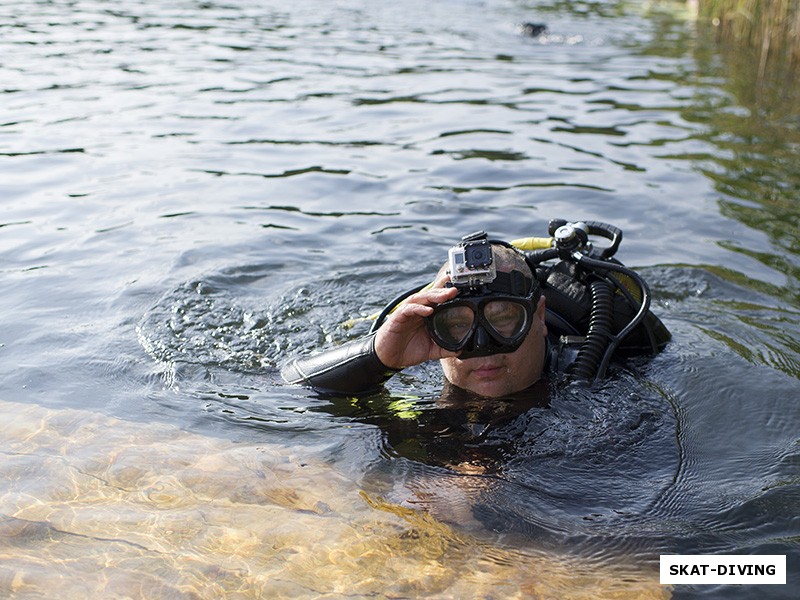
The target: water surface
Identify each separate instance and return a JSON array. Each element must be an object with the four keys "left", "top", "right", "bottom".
[{"left": 1, "top": 0, "right": 798, "bottom": 597}]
